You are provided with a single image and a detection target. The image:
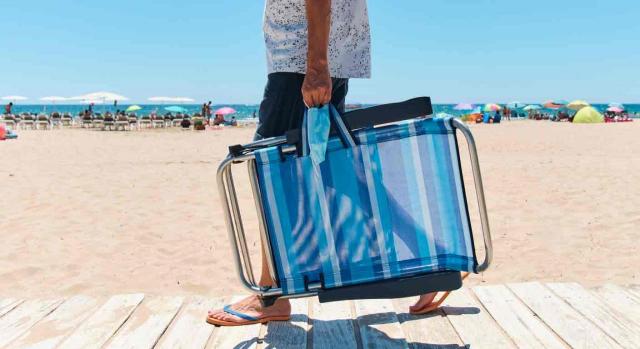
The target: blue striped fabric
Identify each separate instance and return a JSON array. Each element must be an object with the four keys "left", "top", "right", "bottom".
[{"left": 255, "top": 117, "right": 477, "bottom": 295}]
